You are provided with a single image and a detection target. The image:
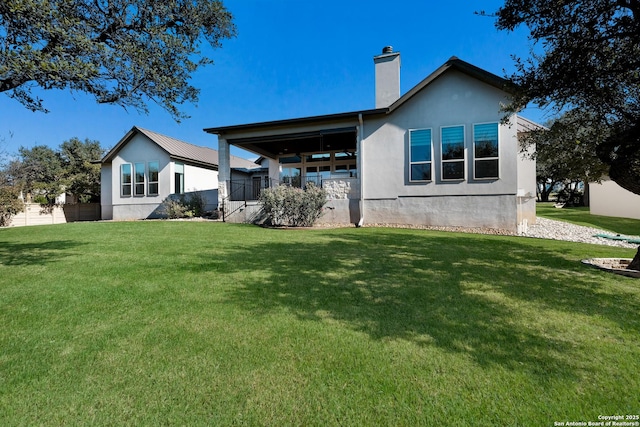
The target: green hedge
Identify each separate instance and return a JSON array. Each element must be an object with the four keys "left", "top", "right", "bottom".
[{"left": 259, "top": 183, "right": 327, "bottom": 227}]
